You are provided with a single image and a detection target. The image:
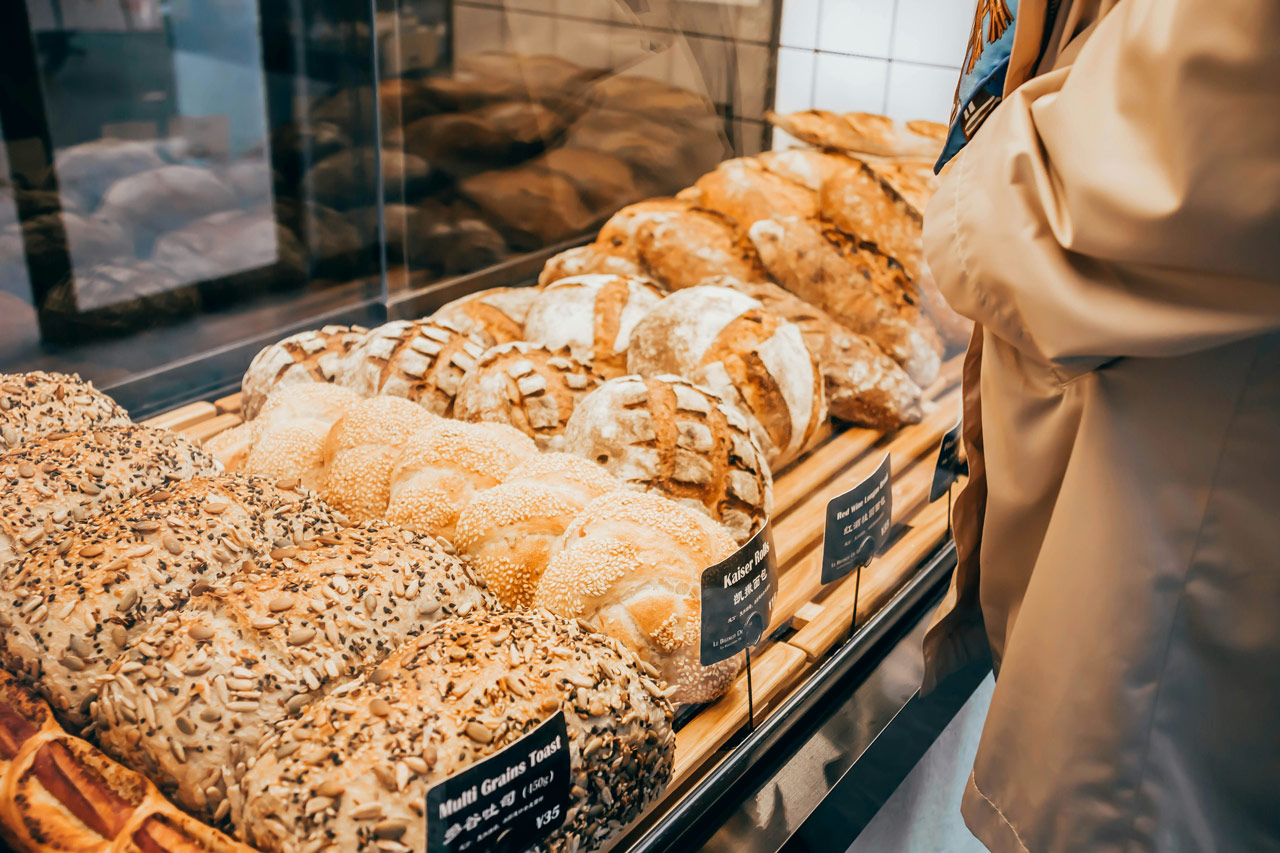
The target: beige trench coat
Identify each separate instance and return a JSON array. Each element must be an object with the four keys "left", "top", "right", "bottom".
[{"left": 920, "top": 0, "right": 1280, "bottom": 850}]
